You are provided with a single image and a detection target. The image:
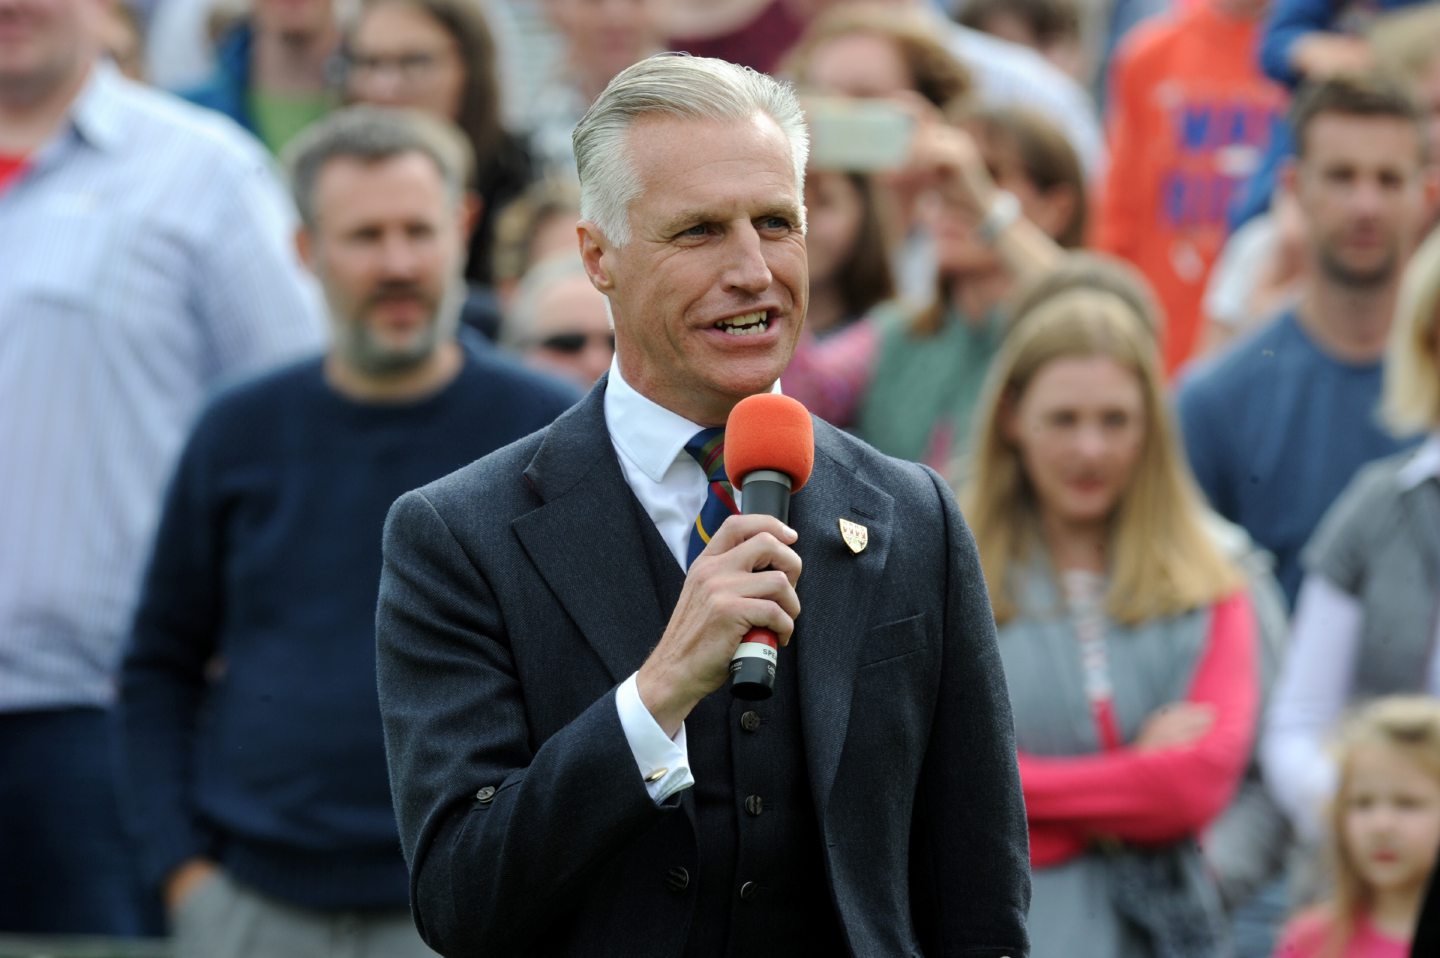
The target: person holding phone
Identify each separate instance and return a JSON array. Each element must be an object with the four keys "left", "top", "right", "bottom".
[{"left": 784, "top": 103, "right": 1082, "bottom": 471}]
